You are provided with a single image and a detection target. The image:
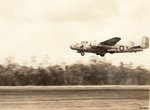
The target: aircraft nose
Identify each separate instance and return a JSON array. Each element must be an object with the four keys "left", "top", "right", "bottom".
[
  {"left": 70, "top": 45, "right": 73, "bottom": 49},
  {"left": 70, "top": 45, "right": 76, "bottom": 50}
]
